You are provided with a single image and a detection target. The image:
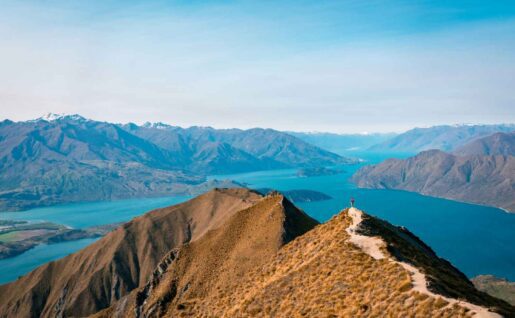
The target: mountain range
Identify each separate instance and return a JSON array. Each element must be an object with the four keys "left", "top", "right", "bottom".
[
  {"left": 0, "top": 189, "right": 512, "bottom": 317},
  {"left": 123, "top": 122, "right": 351, "bottom": 173},
  {"left": 353, "top": 132, "right": 515, "bottom": 212},
  {"left": 0, "top": 114, "right": 349, "bottom": 211},
  {"left": 369, "top": 124, "right": 515, "bottom": 153},
  {"left": 289, "top": 131, "right": 396, "bottom": 155}
]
